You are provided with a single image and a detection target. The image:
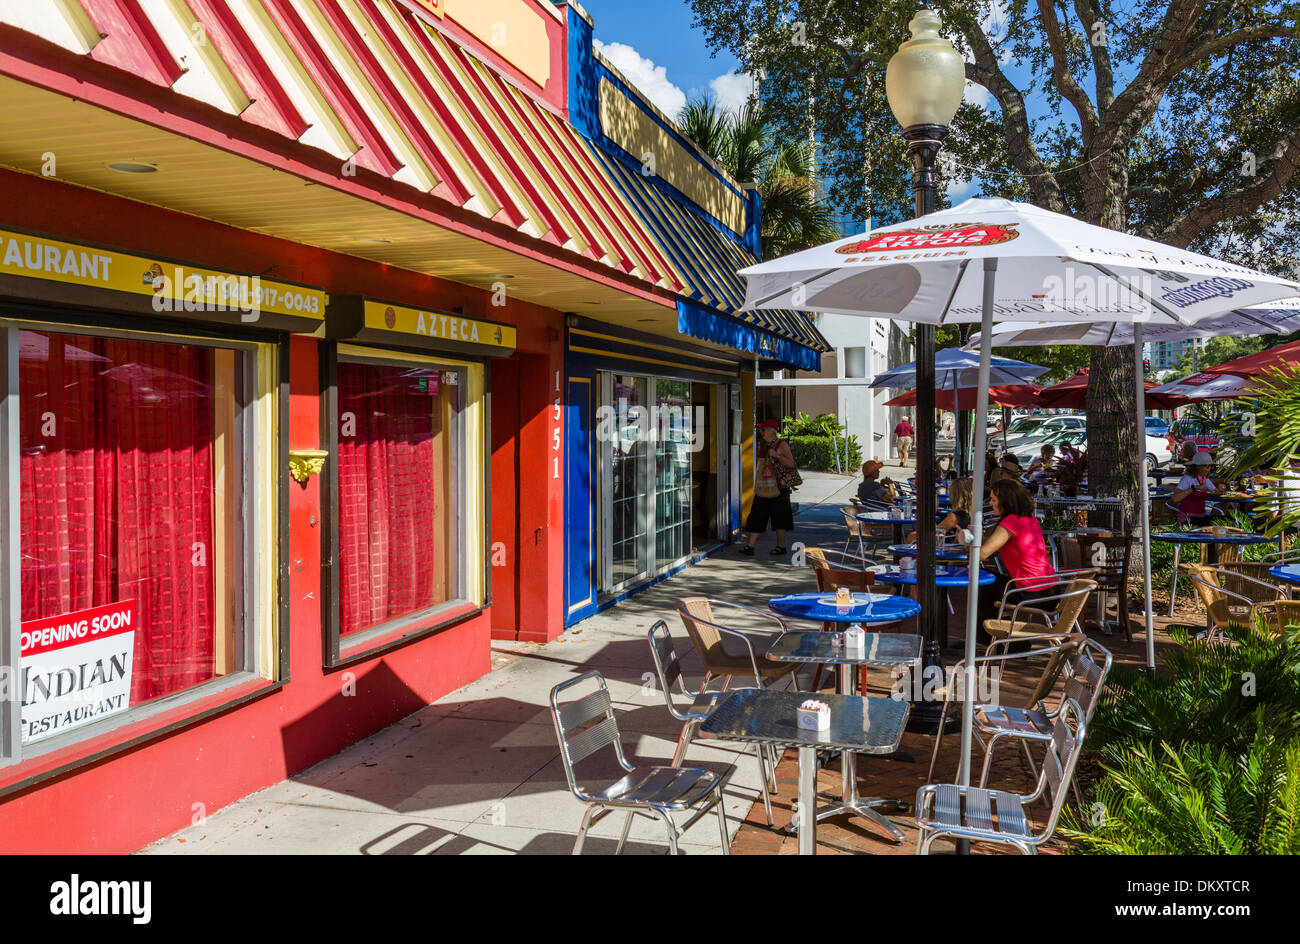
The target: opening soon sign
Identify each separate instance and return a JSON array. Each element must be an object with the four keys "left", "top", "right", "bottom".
[{"left": 20, "top": 600, "right": 136, "bottom": 744}]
